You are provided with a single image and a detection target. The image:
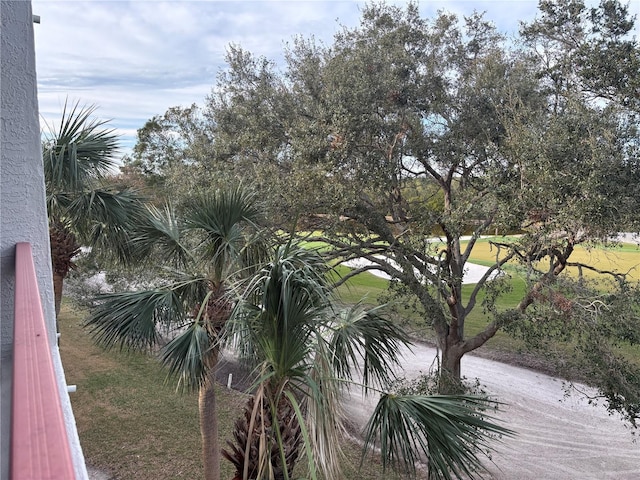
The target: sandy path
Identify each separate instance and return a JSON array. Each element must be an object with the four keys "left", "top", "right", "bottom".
[
  {"left": 342, "top": 344, "right": 640, "bottom": 479},
  {"left": 342, "top": 257, "right": 494, "bottom": 284}
]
